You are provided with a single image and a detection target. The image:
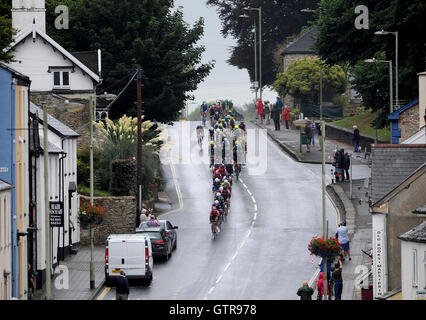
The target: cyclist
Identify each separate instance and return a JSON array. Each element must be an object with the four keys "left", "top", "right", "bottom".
[
  {"left": 239, "top": 121, "right": 247, "bottom": 133},
  {"left": 212, "top": 178, "right": 221, "bottom": 194},
  {"left": 196, "top": 125, "right": 204, "bottom": 146},
  {"left": 209, "top": 104, "right": 216, "bottom": 126},
  {"left": 210, "top": 205, "right": 220, "bottom": 234},
  {"left": 200, "top": 101, "right": 208, "bottom": 126},
  {"left": 209, "top": 141, "right": 215, "bottom": 168},
  {"left": 233, "top": 141, "right": 242, "bottom": 179},
  {"left": 209, "top": 127, "right": 214, "bottom": 141}
]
